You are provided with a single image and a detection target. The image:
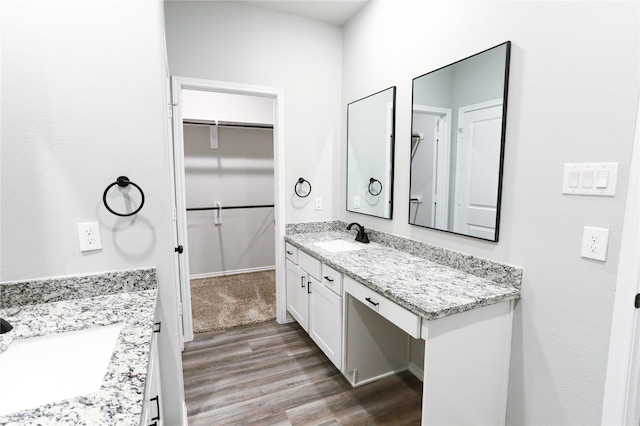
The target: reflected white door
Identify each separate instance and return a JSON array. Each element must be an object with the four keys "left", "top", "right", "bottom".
[{"left": 454, "top": 100, "right": 503, "bottom": 240}]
